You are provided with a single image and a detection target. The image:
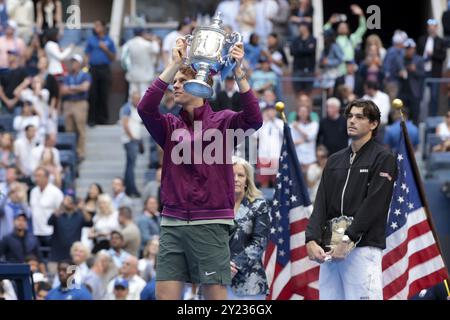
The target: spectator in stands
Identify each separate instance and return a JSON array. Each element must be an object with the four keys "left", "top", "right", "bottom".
[
  {"left": 7, "top": 0, "right": 35, "bottom": 44},
  {"left": 141, "top": 169, "right": 161, "bottom": 209},
  {"left": 36, "top": 281, "right": 52, "bottom": 300},
  {"left": 111, "top": 278, "right": 129, "bottom": 300},
  {"left": 365, "top": 34, "right": 386, "bottom": 62},
  {"left": 229, "top": 156, "right": 269, "bottom": 299},
  {"left": 36, "top": 0, "right": 63, "bottom": 36},
  {"left": 324, "top": 4, "right": 366, "bottom": 76},
  {"left": 317, "top": 97, "right": 349, "bottom": 155},
  {"left": 336, "top": 84, "right": 357, "bottom": 108},
  {"left": 85, "top": 20, "right": 116, "bottom": 126},
  {"left": 13, "top": 100, "right": 41, "bottom": 138},
  {"left": 111, "top": 177, "right": 133, "bottom": 211},
  {"left": 120, "top": 91, "right": 143, "bottom": 198},
  {"left": 362, "top": 80, "right": 391, "bottom": 139},
  {"left": 254, "top": 0, "right": 278, "bottom": 46},
  {"left": 107, "top": 230, "right": 130, "bottom": 269},
  {"left": 0, "top": 133, "right": 16, "bottom": 181},
  {"left": 383, "top": 30, "right": 408, "bottom": 101},
  {"left": 253, "top": 104, "right": 283, "bottom": 188},
  {"left": 121, "top": 28, "right": 160, "bottom": 98},
  {"left": 30, "top": 133, "right": 60, "bottom": 173},
  {"left": 244, "top": 33, "right": 262, "bottom": 70},
  {"left": 0, "top": 211, "right": 44, "bottom": 268},
  {"left": 36, "top": 55, "right": 59, "bottom": 111},
  {"left": 0, "top": 181, "right": 30, "bottom": 240},
  {"left": 161, "top": 18, "right": 192, "bottom": 67},
  {"left": 136, "top": 196, "right": 160, "bottom": 256},
  {"left": 249, "top": 56, "right": 278, "bottom": 97},
  {"left": 212, "top": 75, "right": 241, "bottom": 112},
  {"left": 46, "top": 260, "right": 93, "bottom": 300},
  {"left": 0, "top": 20, "right": 26, "bottom": 70},
  {"left": 236, "top": 0, "right": 256, "bottom": 43},
  {"left": 82, "top": 183, "right": 103, "bottom": 217},
  {"left": 60, "top": 54, "right": 91, "bottom": 161},
  {"left": 0, "top": 0, "right": 7, "bottom": 35},
  {"left": 83, "top": 251, "right": 112, "bottom": 300},
  {"left": 91, "top": 194, "right": 119, "bottom": 253},
  {"left": 25, "top": 34, "right": 43, "bottom": 77},
  {"left": 432, "top": 111, "right": 450, "bottom": 152},
  {"left": 319, "top": 29, "right": 344, "bottom": 94},
  {"left": 306, "top": 145, "right": 328, "bottom": 203},
  {"left": 44, "top": 28, "right": 74, "bottom": 79},
  {"left": 0, "top": 166, "right": 18, "bottom": 201},
  {"left": 398, "top": 39, "right": 425, "bottom": 124},
  {"left": 384, "top": 108, "right": 419, "bottom": 152},
  {"left": 417, "top": 18, "right": 447, "bottom": 116},
  {"left": 138, "top": 236, "right": 159, "bottom": 282},
  {"left": 47, "top": 191, "right": 93, "bottom": 262},
  {"left": 14, "top": 124, "right": 39, "bottom": 181},
  {"left": 288, "top": 94, "right": 319, "bottom": 123},
  {"left": 291, "top": 105, "right": 319, "bottom": 171},
  {"left": 269, "top": 0, "right": 290, "bottom": 45},
  {"left": 118, "top": 206, "right": 140, "bottom": 257},
  {"left": 358, "top": 46, "right": 385, "bottom": 94},
  {"left": 334, "top": 60, "right": 360, "bottom": 98},
  {"left": 30, "top": 166, "right": 64, "bottom": 249},
  {"left": 37, "top": 147, "right": 62, "bottom": 188},
  {"left": 0, "top": 50, "right": 27, "bottom": 113},
  {"left": 289, "top": 0, "right": 313, "bottom": 38},
  {"left": 290, "top": 22, "right": 316, "bottom": 95},
  {"left": 106, "top": 255, "right": 146, "bottom": 300}
]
